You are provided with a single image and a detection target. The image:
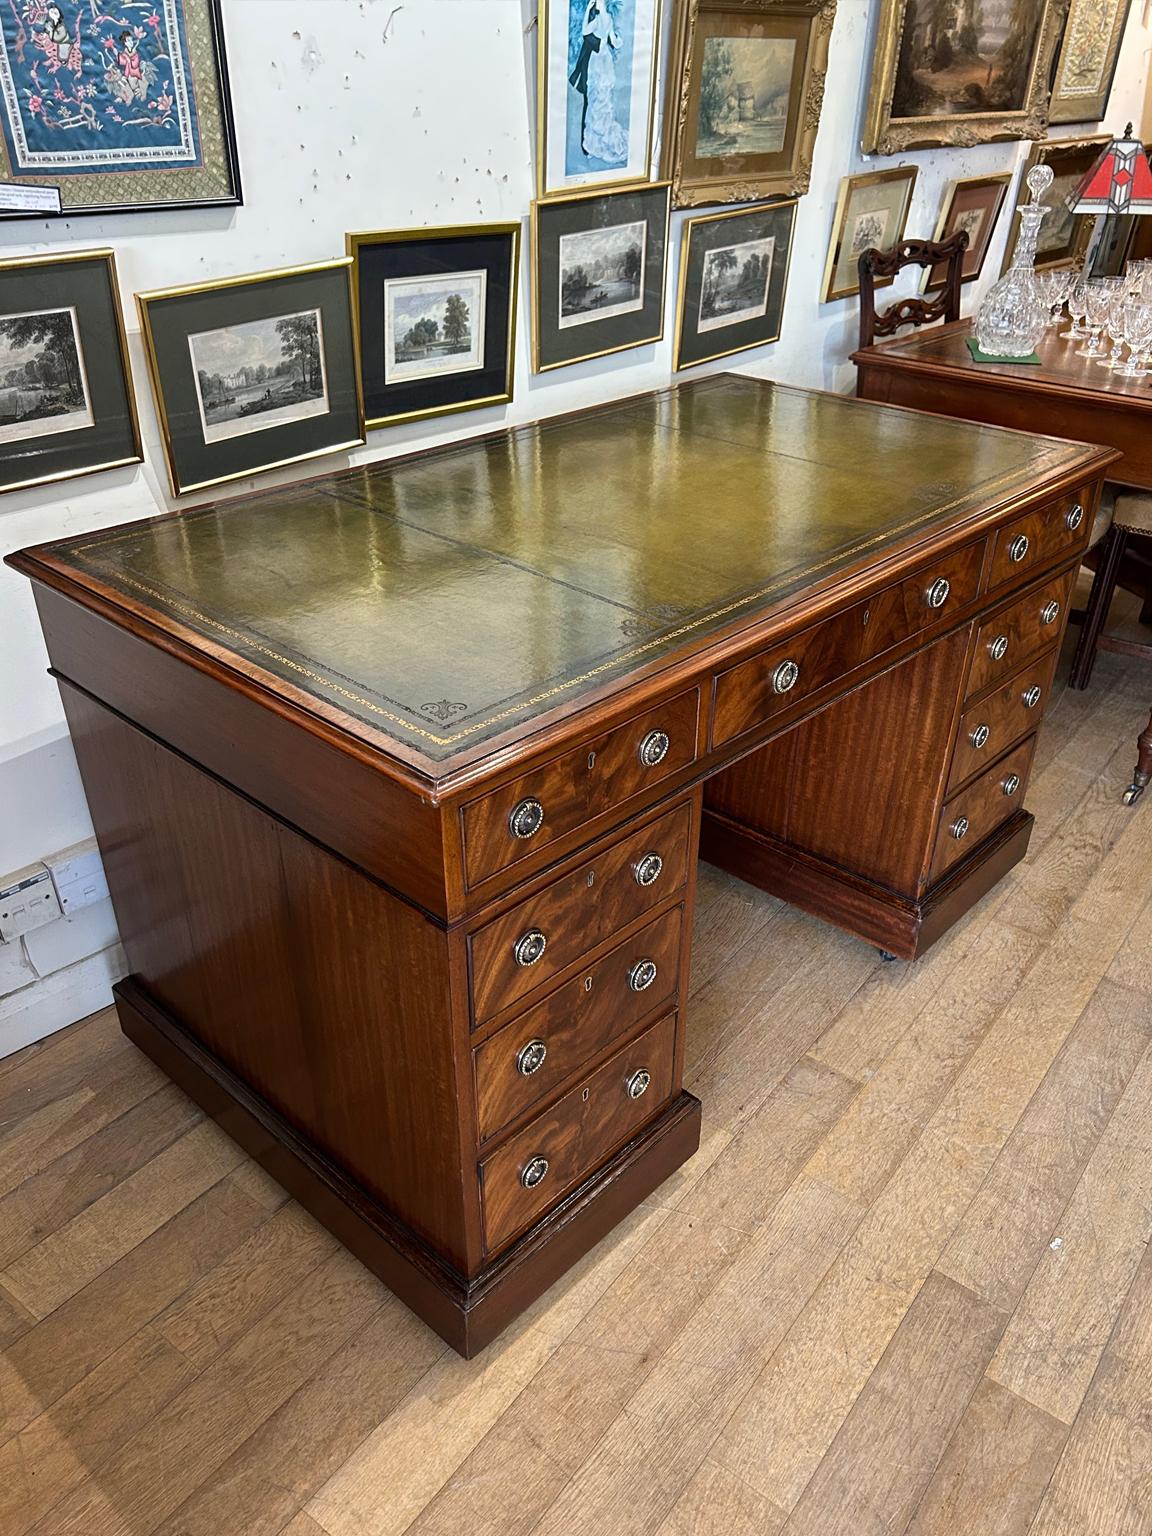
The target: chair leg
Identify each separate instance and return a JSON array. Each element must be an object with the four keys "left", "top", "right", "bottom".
[
  {"left": 1069, "top": 526, "right": 1128, "bottom": 690},
  {"left": 1122, "top": 707, "right": 1152, "bottom": 806}
]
